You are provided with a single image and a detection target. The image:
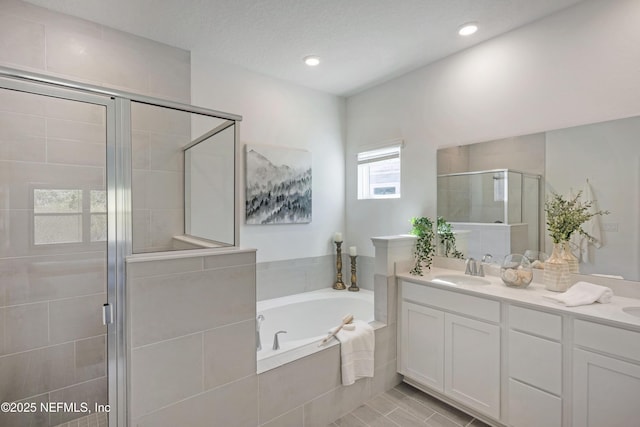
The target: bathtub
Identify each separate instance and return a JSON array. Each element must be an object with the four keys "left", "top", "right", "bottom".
[{"left": 256, "top": 288, "right": 375, "bottom": 373}]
